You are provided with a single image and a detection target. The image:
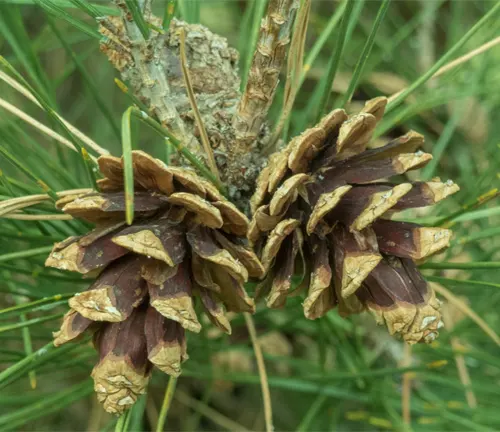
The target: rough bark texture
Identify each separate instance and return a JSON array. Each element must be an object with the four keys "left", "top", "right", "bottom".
[
  {"left": 99, "top": 0, "right": 297, "bottom": 205},
  {"left": 232, "top": 0, "right": 299, "bottom": 145}
]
